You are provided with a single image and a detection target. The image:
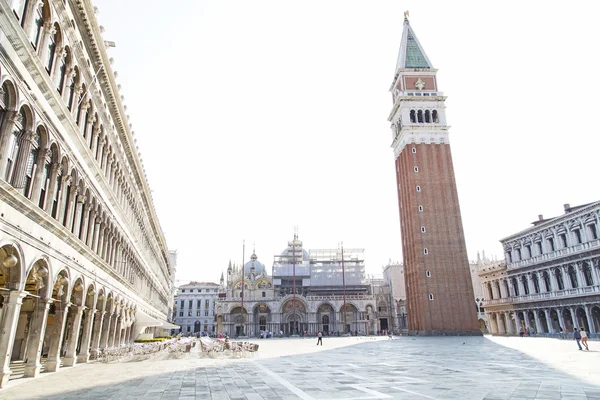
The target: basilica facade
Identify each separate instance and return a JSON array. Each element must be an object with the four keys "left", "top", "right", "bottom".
[
  {"left": 215, "top": 236, "right": 383, "bottom": 337},
  {"left": 0, "top": 0, "right": 173, "bottom": 386},
  {"left": 481, "top": 202, "right": 600, "bottom": 335}
]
